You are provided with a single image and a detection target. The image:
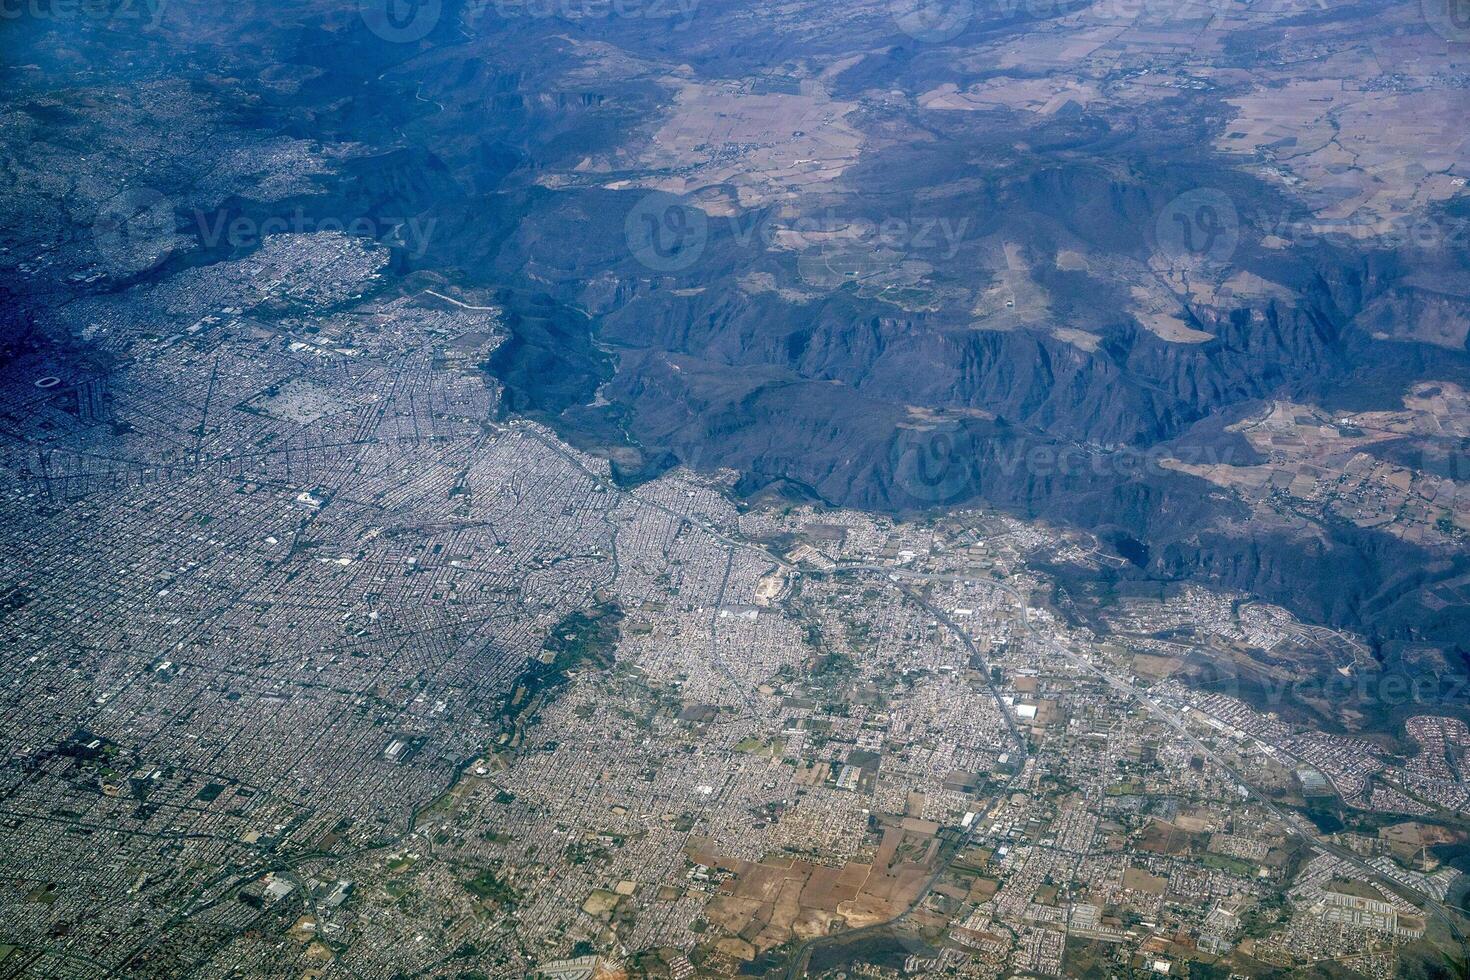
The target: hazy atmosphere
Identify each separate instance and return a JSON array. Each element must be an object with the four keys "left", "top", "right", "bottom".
[{"left": 1, "top": 0, "right": 1469, "bottom": 976}]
